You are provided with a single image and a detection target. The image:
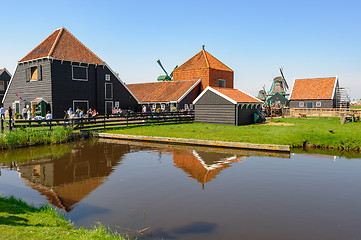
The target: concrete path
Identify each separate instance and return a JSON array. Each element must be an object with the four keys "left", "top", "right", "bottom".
[{"left": 96, "top": 133, "right": 290, "bottom": 152}]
